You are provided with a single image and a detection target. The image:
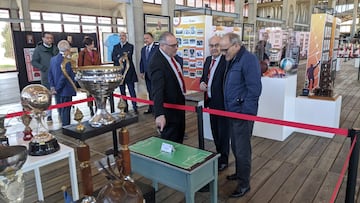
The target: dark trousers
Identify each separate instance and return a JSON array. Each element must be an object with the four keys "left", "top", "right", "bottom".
[
  {"left": 59, "top": 96, "right": 72, "bottom": 126},
  {"left": 54, "top": 94, "right": 61, "bottom": 115},
  {"left": 228, "top": 118, "right": 253, "bottom": 187},
  {"left": 161, "top": 112, "right": 185, "bottom": 144},
  {"left": 145, "top": 76, "right": 152, "bottom": 111},
  {"left": 119, "top": 82, "right": 137, "bottom": 111},
  {"left": 210, "top": 114, "right": 229, "bottom": 165}
]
